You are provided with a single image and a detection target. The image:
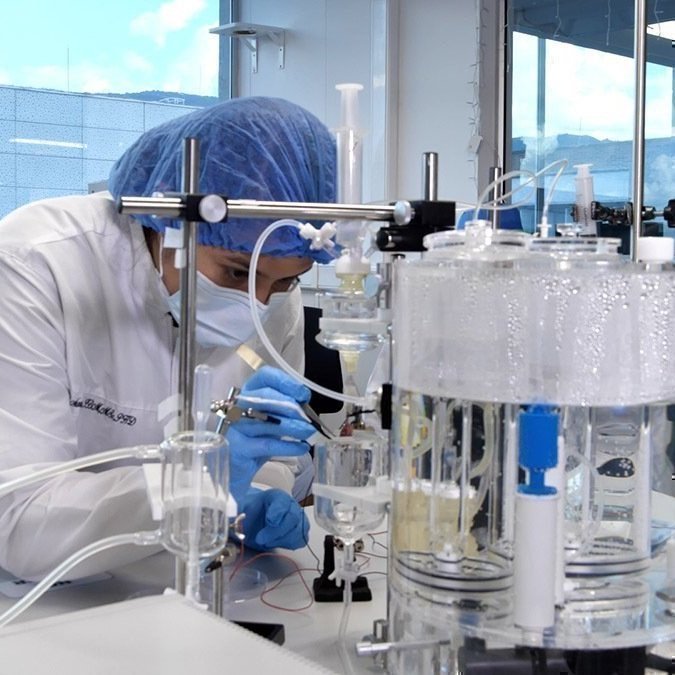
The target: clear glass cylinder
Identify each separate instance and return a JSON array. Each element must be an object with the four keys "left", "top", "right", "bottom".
[
  {"left": 390, "top": 393, "right": 516, "bottom": 596},
  {"left": 561, "top": 404, "right": 652, "bottom": 575},
  {"left": 160, "top": 431, "right": 229, "bottom": 560},
  {"left": 388, "top": 230, "right": 675, "bottom": 655},
  {"left": 313, "top": 432, "right": 386, "bottom": 544}
]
